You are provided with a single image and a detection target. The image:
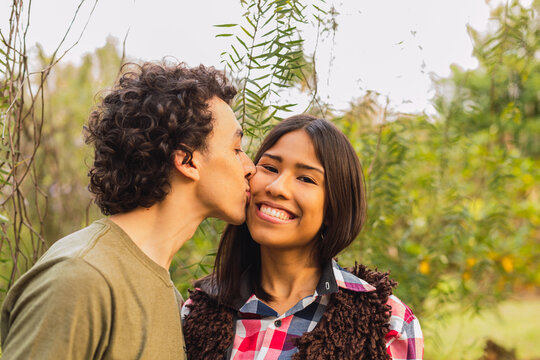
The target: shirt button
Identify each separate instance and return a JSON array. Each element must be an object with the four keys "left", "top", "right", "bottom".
[{"left": 274, "top": 319, "right": 282, "bottom": 327}]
